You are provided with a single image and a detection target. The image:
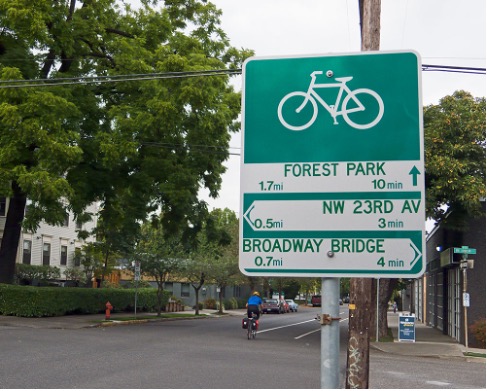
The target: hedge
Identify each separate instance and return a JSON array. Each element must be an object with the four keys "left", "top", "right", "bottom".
[{"left": 0, "top": 284, "right": 169, "bottom": 318}]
